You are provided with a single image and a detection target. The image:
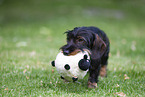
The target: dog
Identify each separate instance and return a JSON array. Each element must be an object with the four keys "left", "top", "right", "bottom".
[{"left": 60, "top": 26, "right": 110, "bottom": 88}]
